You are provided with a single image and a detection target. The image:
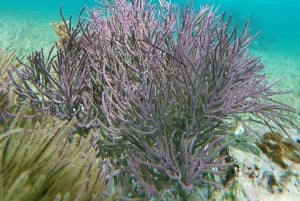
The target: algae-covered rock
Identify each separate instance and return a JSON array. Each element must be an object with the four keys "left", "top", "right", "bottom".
[{"left": 209, "top": 144, "right": 300, "bottom": 201}]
